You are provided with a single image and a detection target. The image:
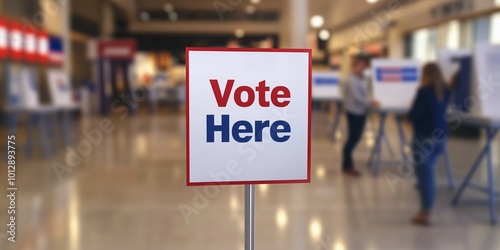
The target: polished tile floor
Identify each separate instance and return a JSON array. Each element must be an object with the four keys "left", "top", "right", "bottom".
[{"left": 1, "top": 111, "right": 500, "bottom": 250}]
